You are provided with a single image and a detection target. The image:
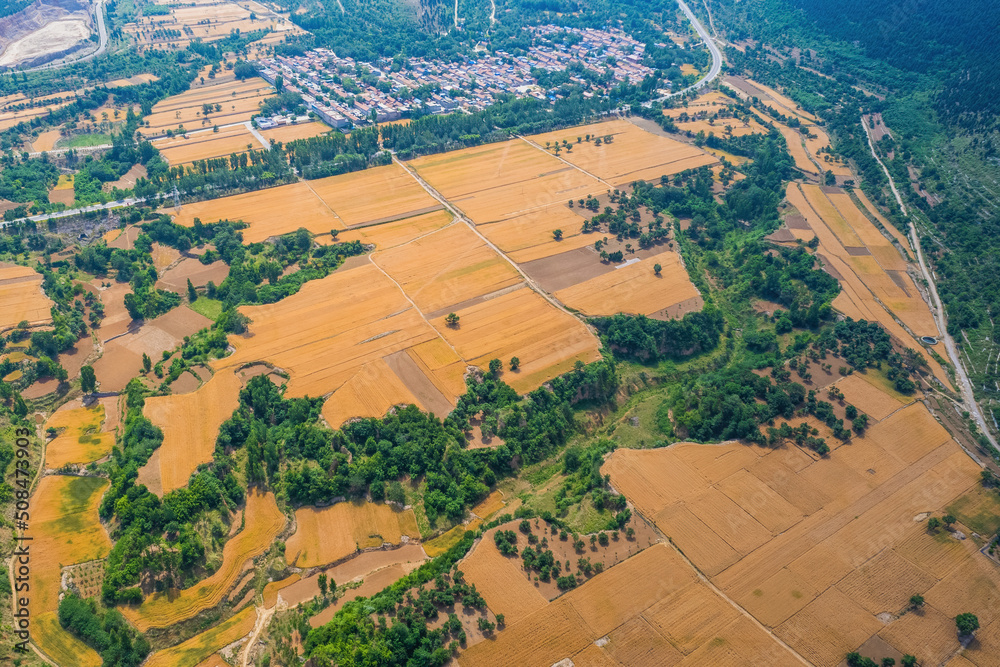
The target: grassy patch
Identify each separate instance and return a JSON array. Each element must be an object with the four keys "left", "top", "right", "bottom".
[
  {"left": 61, "top": 133, "right": 113, "bottom": 148},
  {"left": 188, "top": 297, "right": 223, "bottom": 321},
  {"left": 947, "top": 486, "right": 1000, "bottom": 536},
  {"left": 604, "top": 392, "right": 665, "bottom": 449}
]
